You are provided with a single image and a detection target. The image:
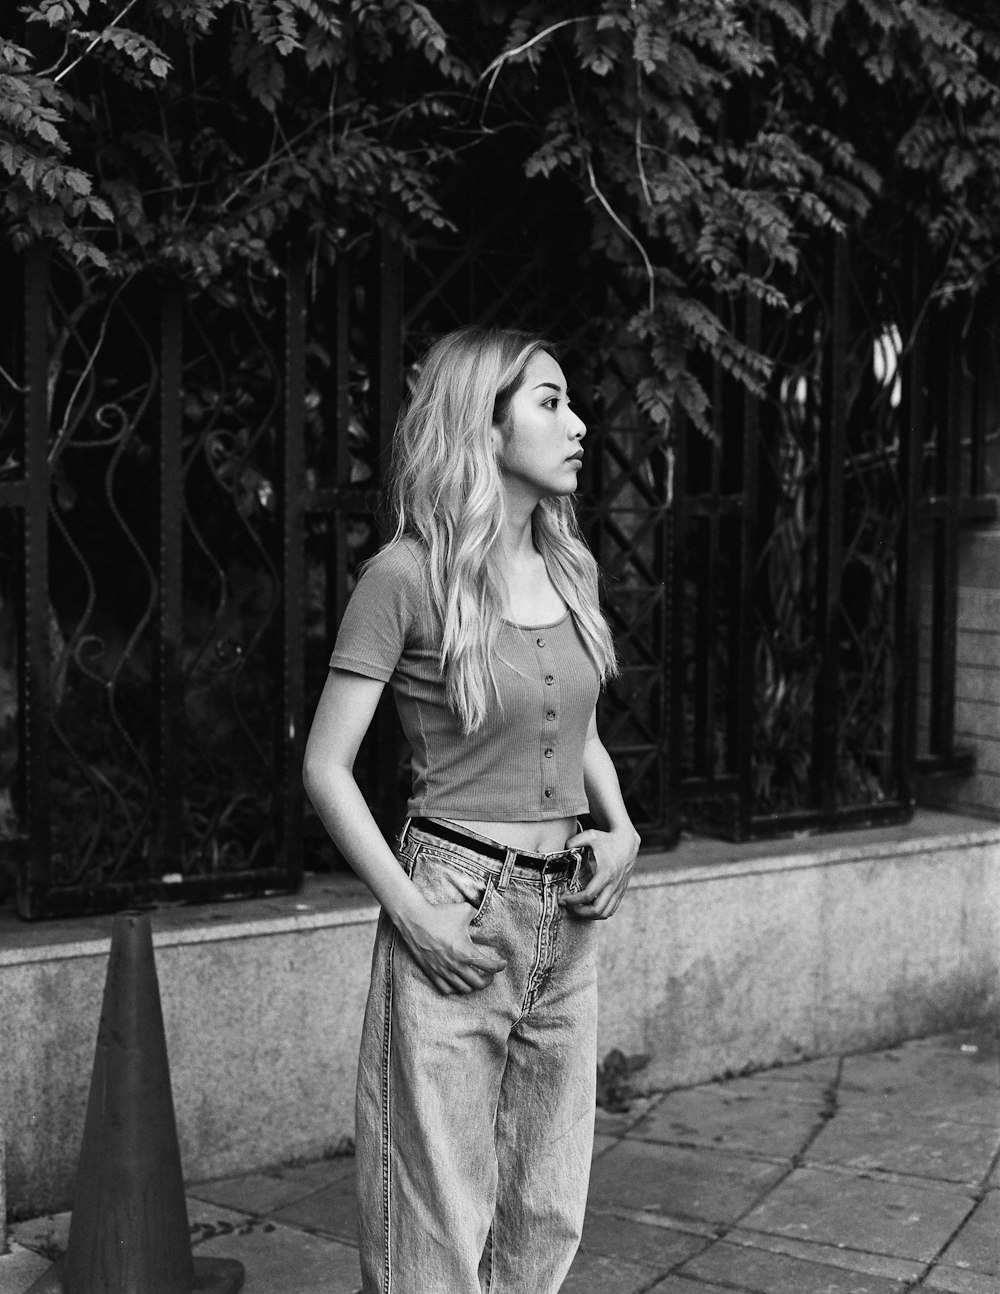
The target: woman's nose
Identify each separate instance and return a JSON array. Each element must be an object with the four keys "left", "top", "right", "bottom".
[{"left": 568, "top": 408, "right": 586, "bottom": 438}]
